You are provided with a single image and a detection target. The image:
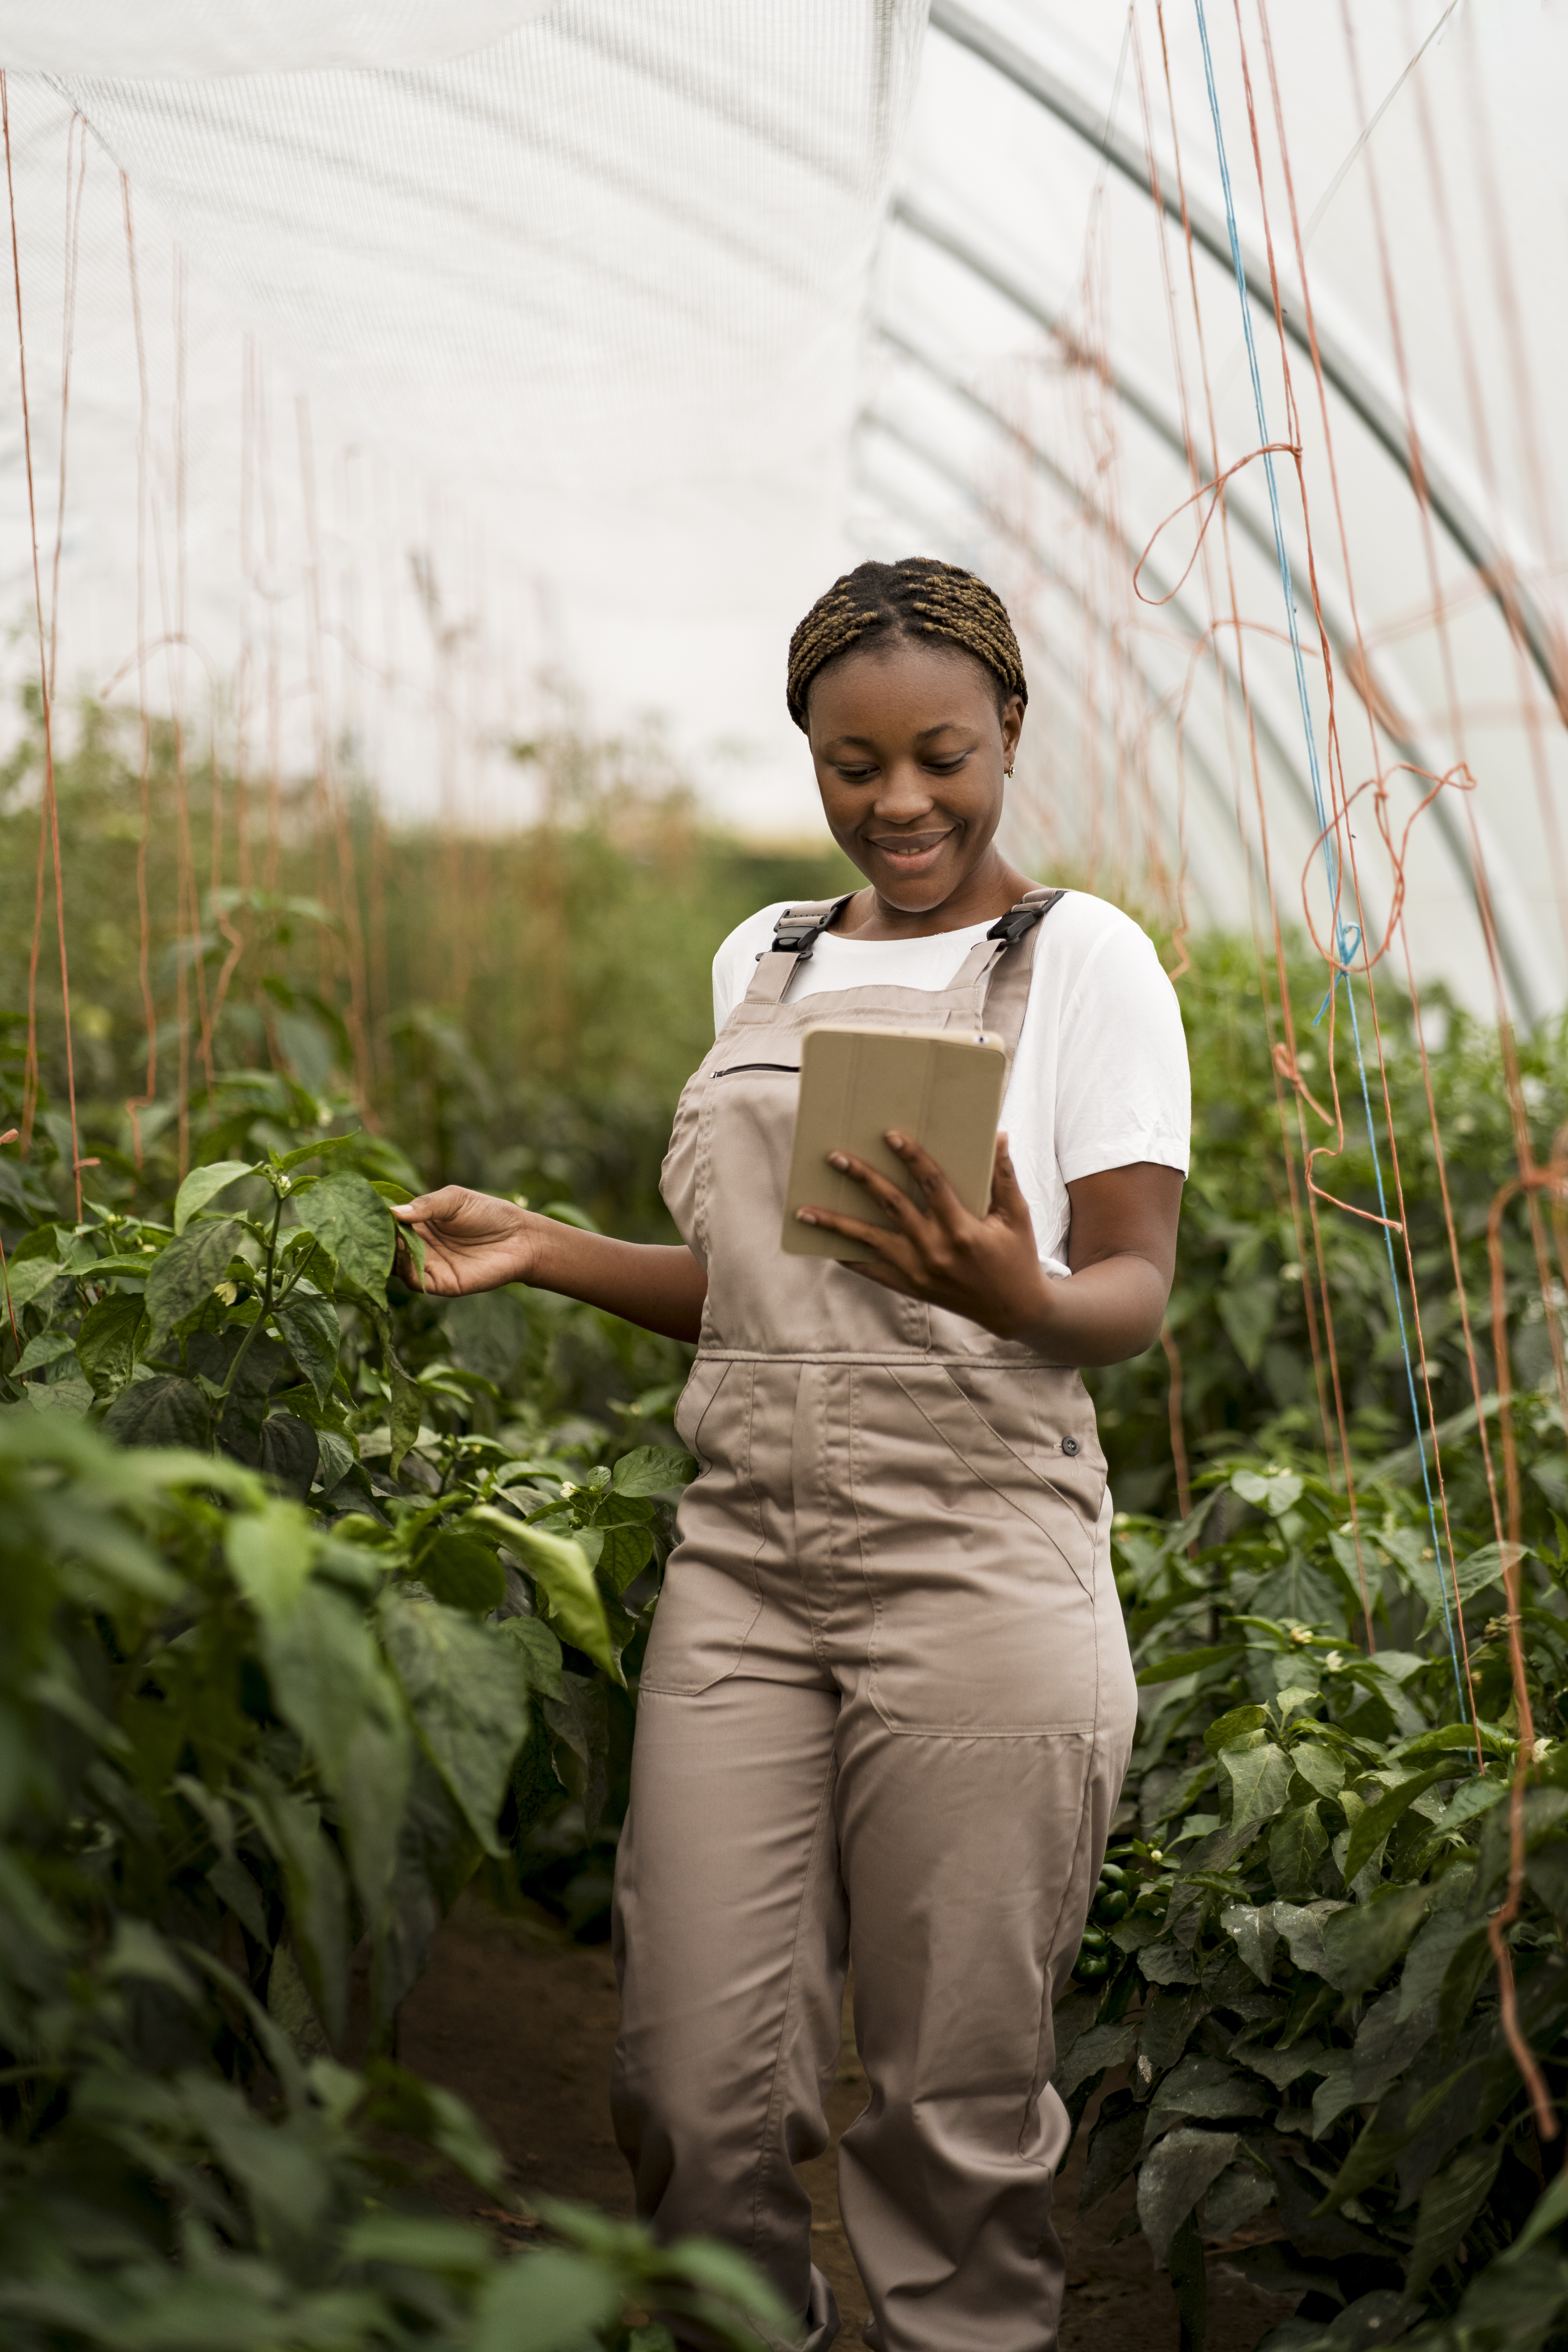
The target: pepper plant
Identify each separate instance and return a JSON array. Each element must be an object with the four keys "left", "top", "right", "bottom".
[{"left": 1056, "top": 1459, "right": 1568, "bottom": 2352}]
